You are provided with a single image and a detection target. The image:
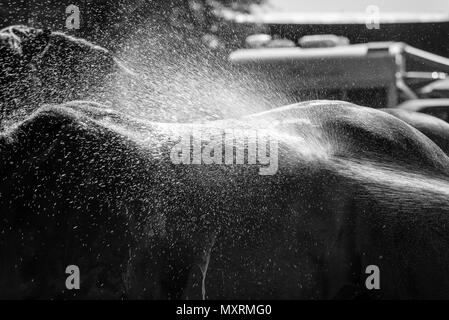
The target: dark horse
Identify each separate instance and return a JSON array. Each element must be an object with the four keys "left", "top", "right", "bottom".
[
  {"left": 2, "top": 26, "right": 449, "bottom": 299},
  {"left": 0, "top": 25, "right": 132, "bottom": 125},
  {"left": 1, "top": 100, "right": 449, "bottom": 299}
]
